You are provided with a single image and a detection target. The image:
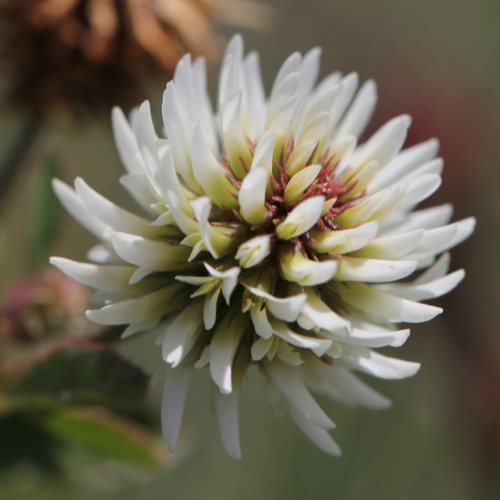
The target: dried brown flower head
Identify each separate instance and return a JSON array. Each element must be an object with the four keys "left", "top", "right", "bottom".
[
  {"left": 0, "top": 0, "right": 270, "bottom": 119},
  {"left": 0, "top": 269, "right": 89, "bottom": 343}
]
